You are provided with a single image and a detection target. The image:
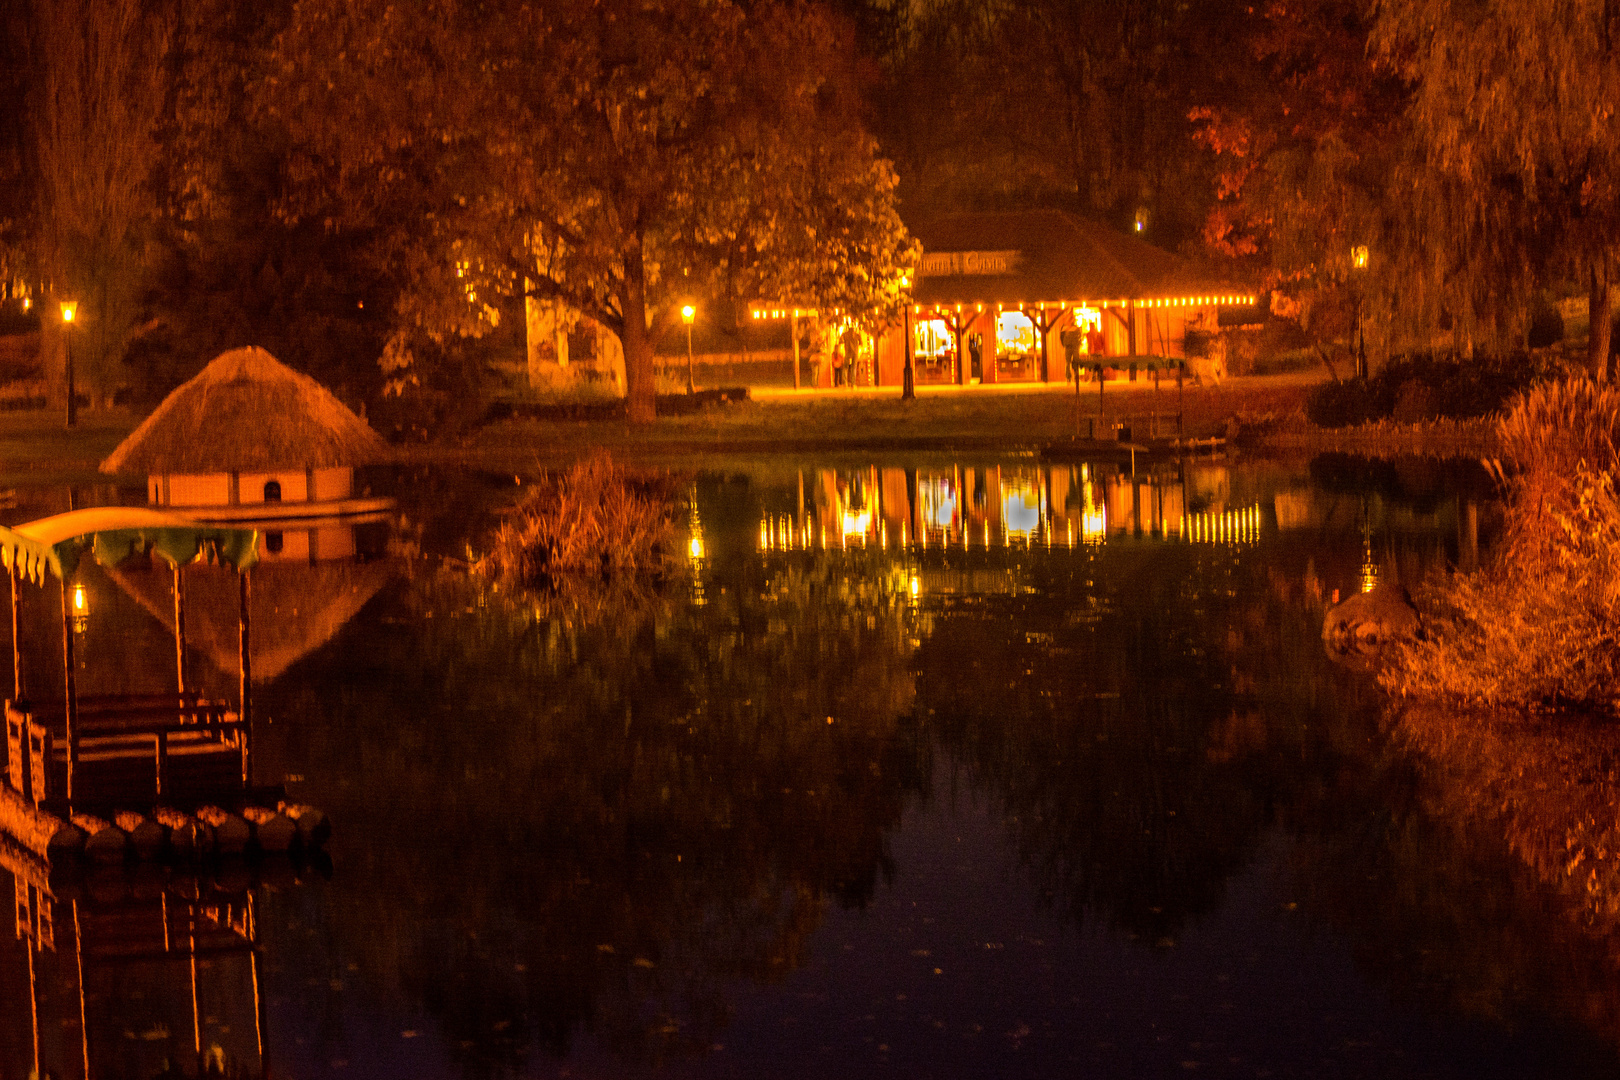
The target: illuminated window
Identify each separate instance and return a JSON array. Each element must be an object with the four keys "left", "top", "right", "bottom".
[
  {"left": 914, "top": 318, "right": 952, "bottom": 359},
  {"left": 996, "top": 312, "right": 1036, "bottom": 357}
]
